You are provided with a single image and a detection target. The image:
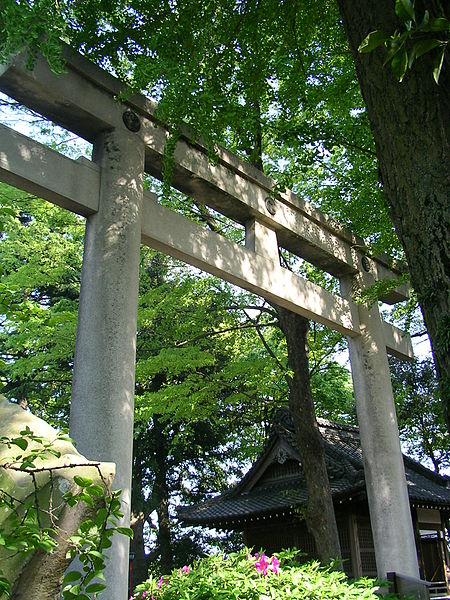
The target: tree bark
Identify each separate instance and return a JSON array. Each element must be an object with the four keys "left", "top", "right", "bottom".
[
  {"left": 336, "top": 0, "right": 450, "bottom": 431},
  {"left": 130, "top": 511, "right": 150, "bottom": 588},
  {"left": 11, "top": 495, "right": 97, "bottom": 600},
  {"left": 243, "top": 106, "right": 342, "bottom": 564},
  {"left": 153, "top": 415, "right": 173, "bottom": 574},
  {"left": 131, "top": 424, "right": 152, "bottom": 588},
  {"left": 276, "top": 307, "right": 342, "bottom": 563}
]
